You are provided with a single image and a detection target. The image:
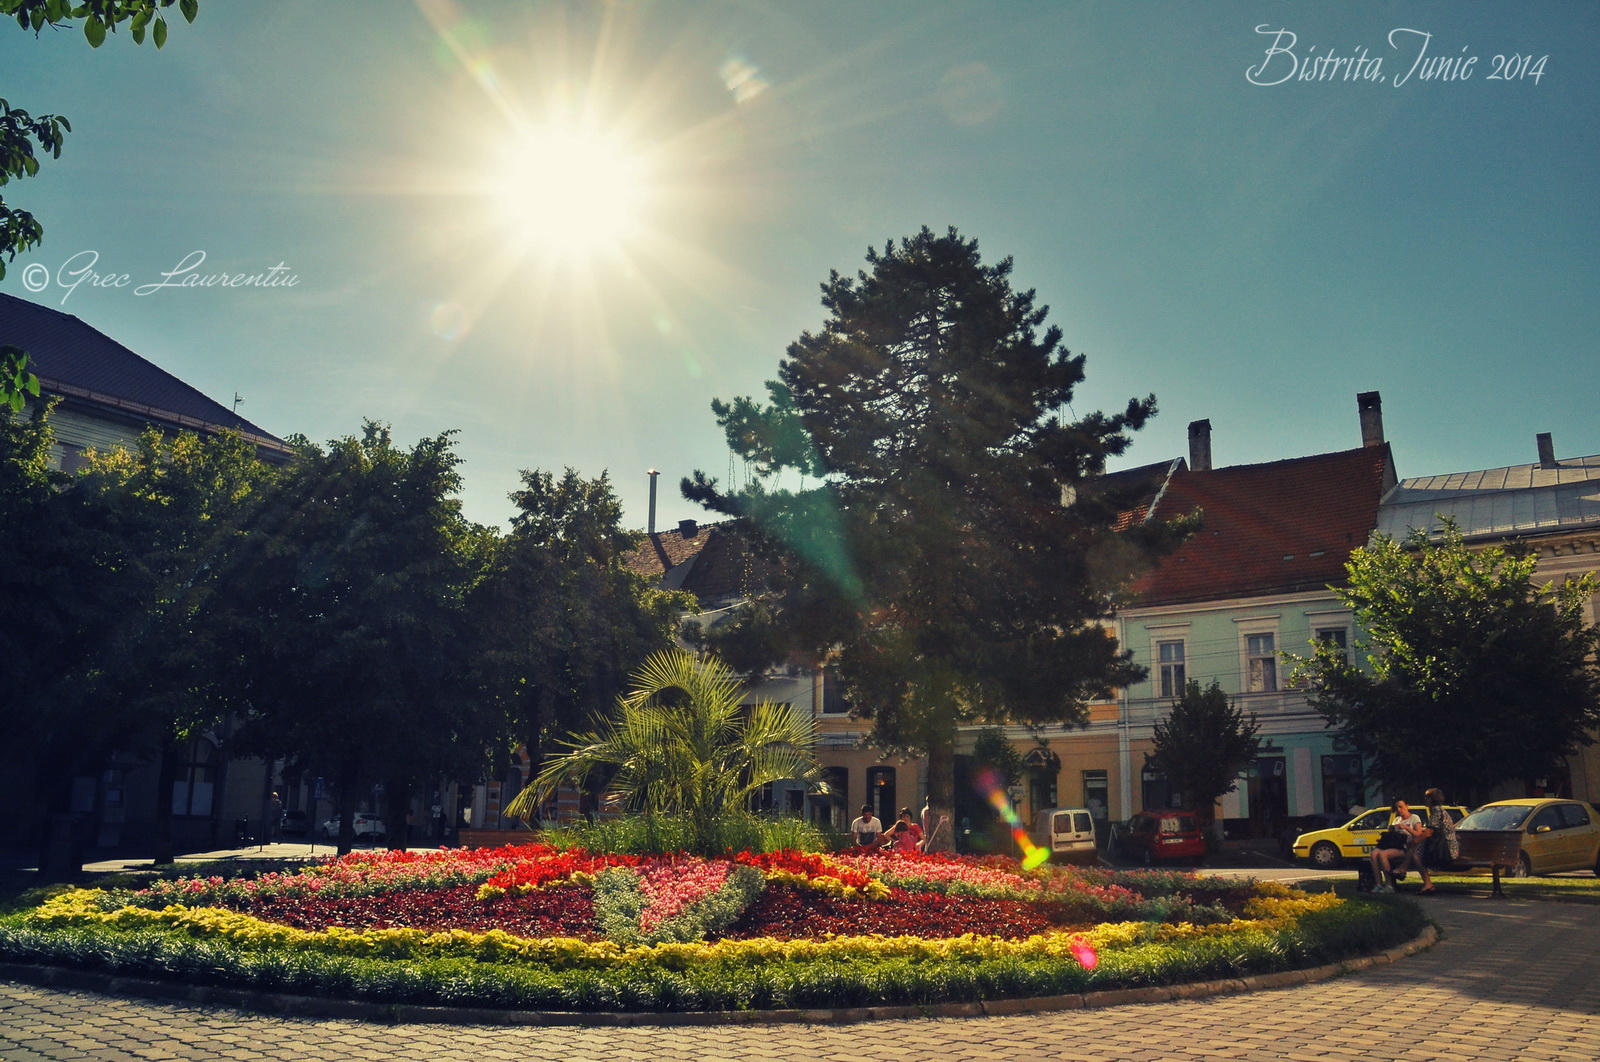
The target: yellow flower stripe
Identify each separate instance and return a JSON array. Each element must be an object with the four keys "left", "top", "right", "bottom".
[{"left": 23, "top": 887, "right": 1344, "bottom": 972}]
